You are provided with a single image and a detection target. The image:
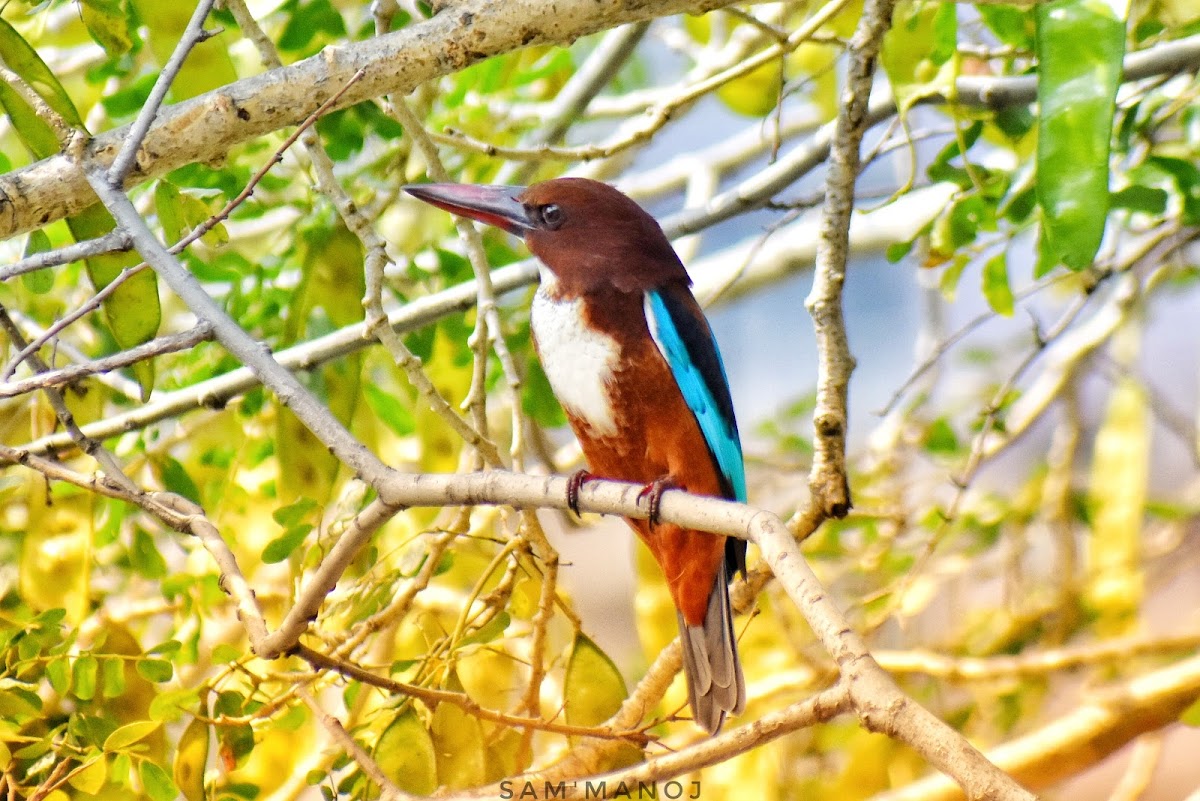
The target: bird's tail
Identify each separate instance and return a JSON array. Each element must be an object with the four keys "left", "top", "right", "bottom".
[{"left": 677, "top": 563, "right": 745, "bottom": 734}]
